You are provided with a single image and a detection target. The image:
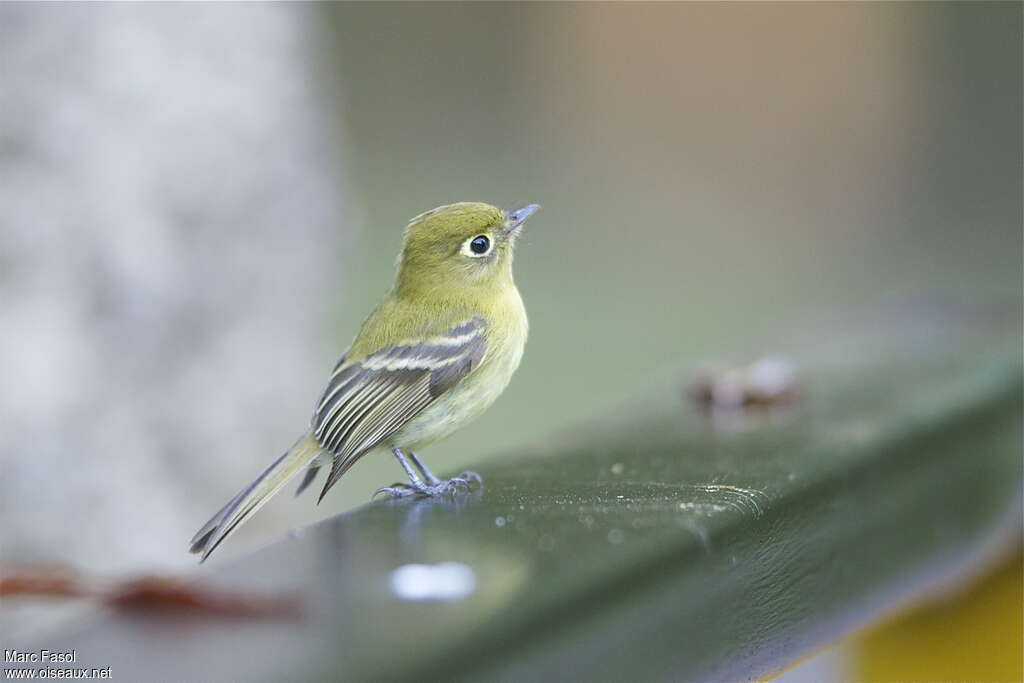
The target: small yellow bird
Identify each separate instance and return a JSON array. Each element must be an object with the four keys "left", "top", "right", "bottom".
[{"left": 190, "top": 202, "right": 538, "bottom": 560}]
